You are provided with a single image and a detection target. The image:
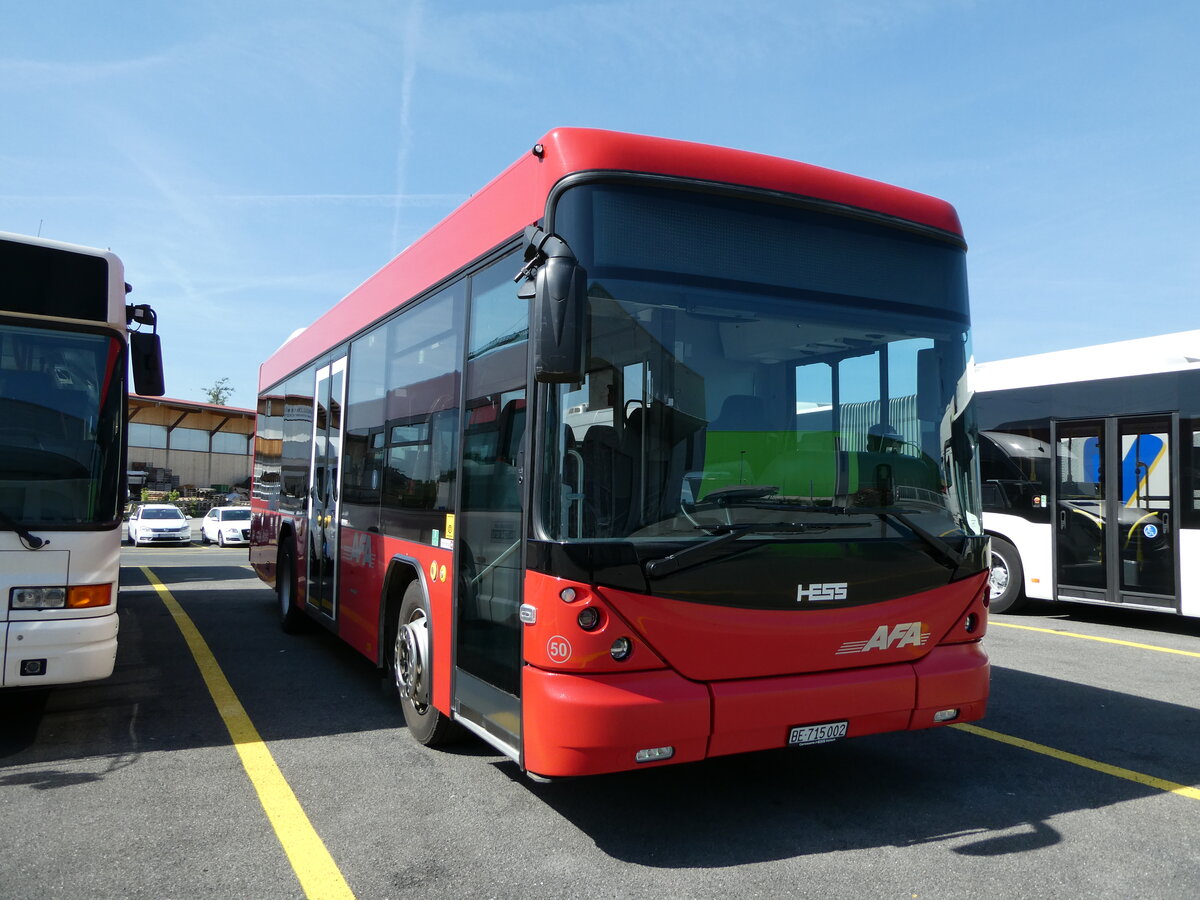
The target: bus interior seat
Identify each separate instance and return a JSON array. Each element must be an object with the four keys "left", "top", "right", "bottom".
[
  {"left": 619, "top": 402, "right": 703, "bottom": 533},
  {"left": 711, "top": 394, "right": 764, "bottom": 431},
  {"left": 581, "top": 423, "right": 621, "bottom": 536}
]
